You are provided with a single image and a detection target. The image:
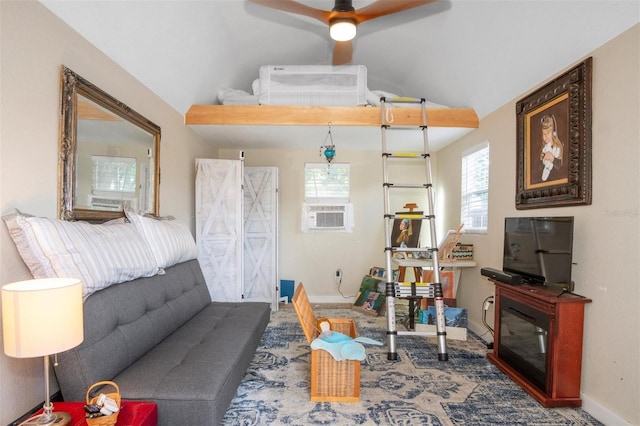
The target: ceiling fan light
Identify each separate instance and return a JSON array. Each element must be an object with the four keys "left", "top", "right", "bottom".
[{"left": 330, "top": 19, "right": 356, "bottom": 41}]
